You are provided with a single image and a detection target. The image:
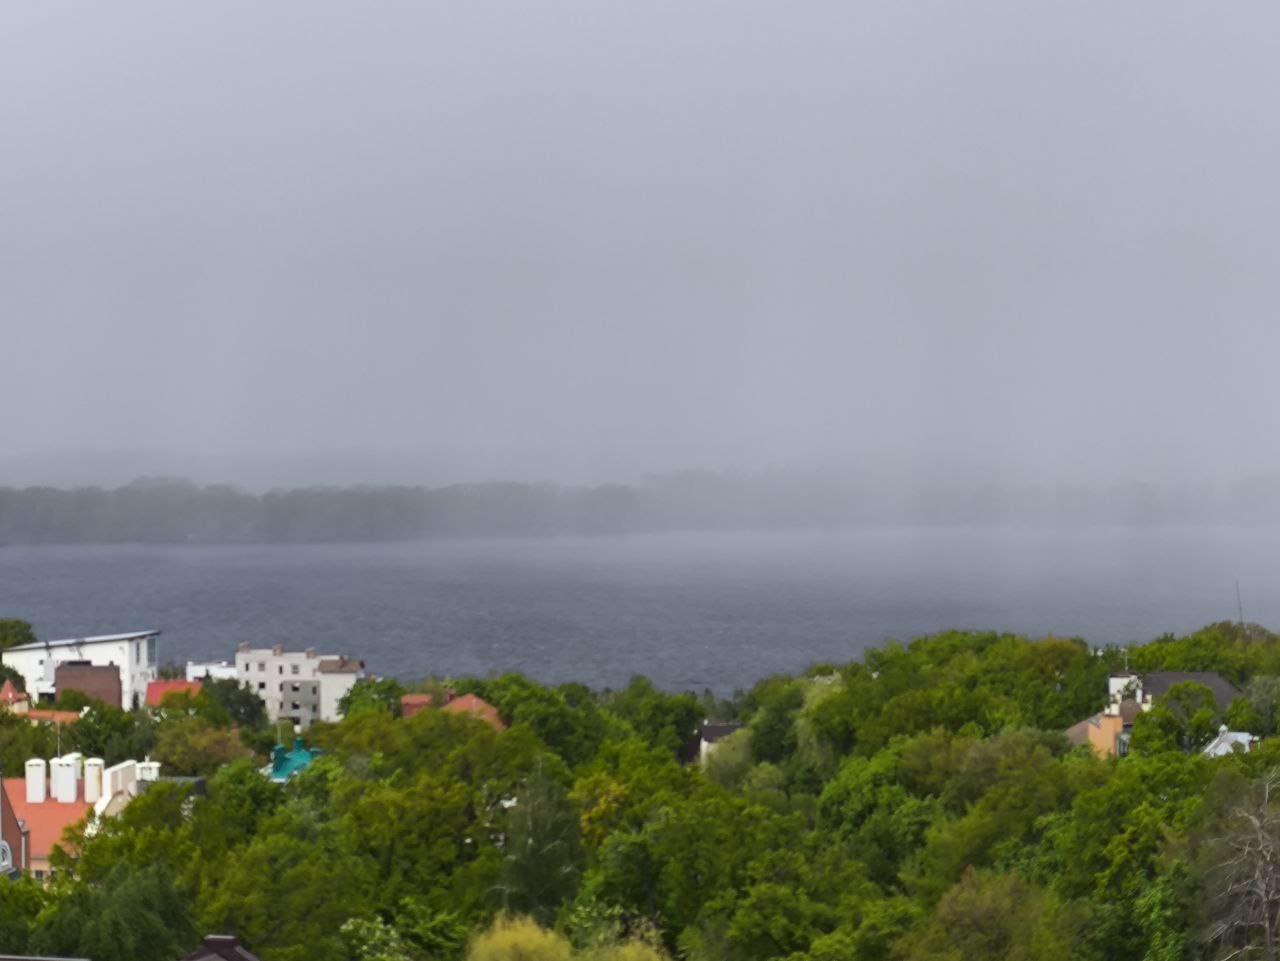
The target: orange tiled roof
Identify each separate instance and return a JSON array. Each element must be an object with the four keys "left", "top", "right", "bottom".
[
  {"left": 441, "top": 693, "right": 505, "bottom": 731},
  {"left": 401, "top": 693, "right": 433, "bottom": 719},
  {"left": 146, "top": 679, "right": 202, "bottom": 707},
  {"left": 1, "top": 777, "right": 93, "bottom": 861},
  {"left": 27, "top": 709, "right": 80, "bottom": 725}
]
